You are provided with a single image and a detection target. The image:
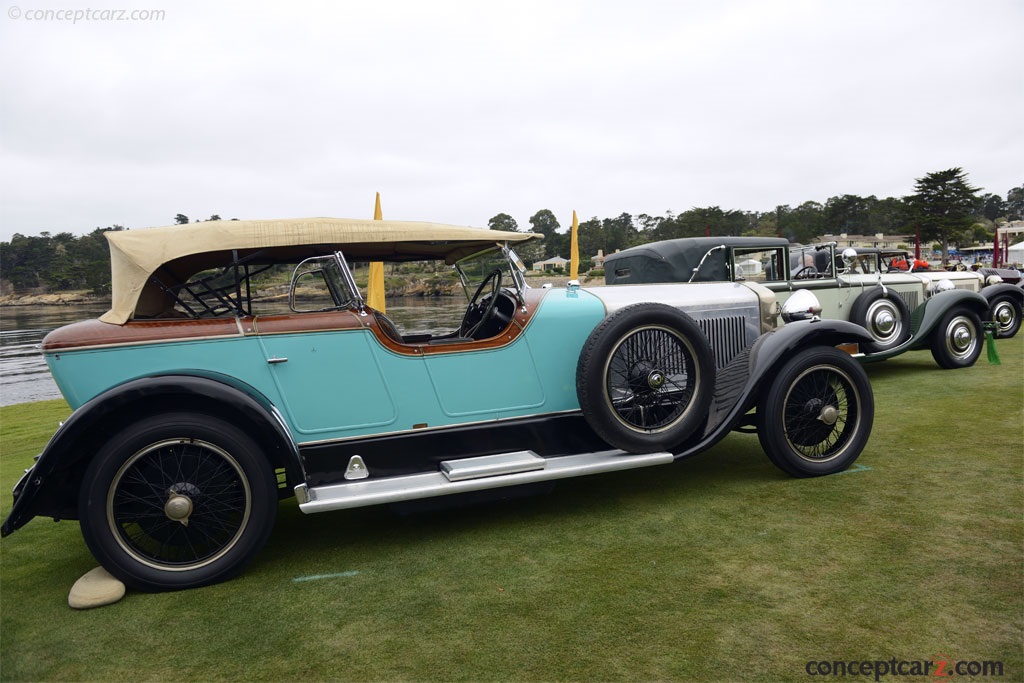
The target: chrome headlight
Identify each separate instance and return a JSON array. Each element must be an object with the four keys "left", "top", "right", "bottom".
[
  {"left": 841, "top": 248, "right": 858, "bottom": 270},
  {"left": 986, "top": 274, "right": 1004, "bottom": 286},
  {"left": 927, "top": 279, "right": 955, "bottom": 297},
  {"left": 781, "top": 289, "right": 822, "bottom": 322}
]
